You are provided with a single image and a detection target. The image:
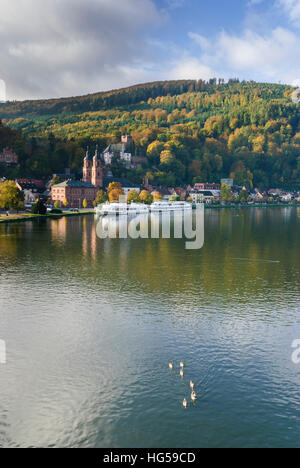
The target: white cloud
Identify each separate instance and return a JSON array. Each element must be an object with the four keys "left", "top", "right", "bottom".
[
  {"left": 188, "top": 33, "right": 210, "bottom": 50},
  {"left": 165, "top": 0, "right": 185, "bottom": 9},
  {"left": 0, "top": 0, "right": 163, "bottom": 100},
  {"left": 188, "top": 21, "right": 300, "bottom": 85},
  {"left": 278, "top": 0, "right": 300, "bottom": 24},
  {"left": 167, "top": 56, "right": 215, "bottom": 81}
]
